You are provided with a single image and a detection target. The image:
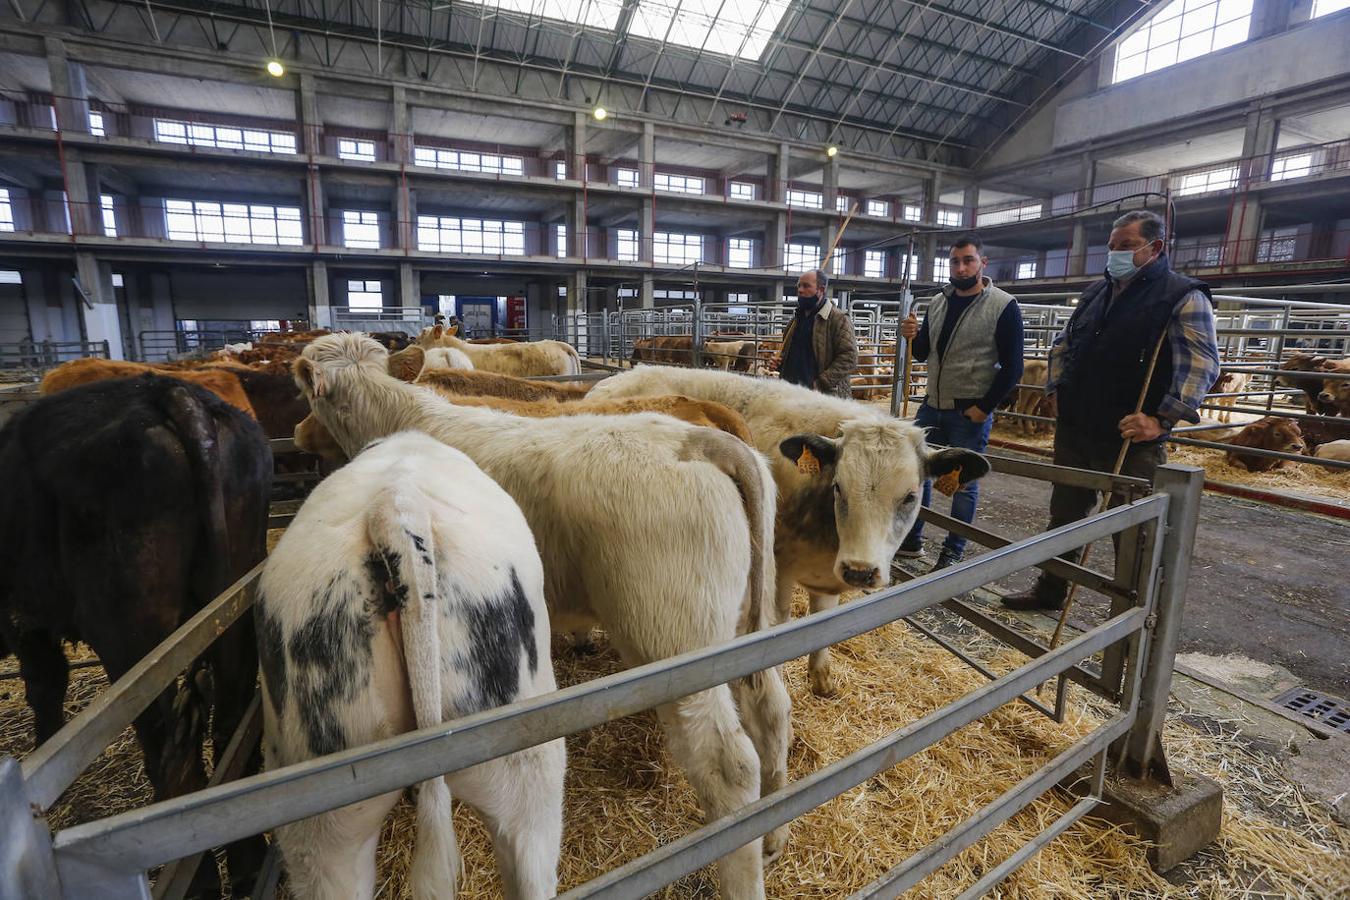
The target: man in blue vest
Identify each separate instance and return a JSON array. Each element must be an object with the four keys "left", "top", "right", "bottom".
[
  {"left": 896, "top": 233, "right": 1025, "bottom": 571},
  {"left": 1002, "top": 210, "right": 1220, "bottom": 611}
]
